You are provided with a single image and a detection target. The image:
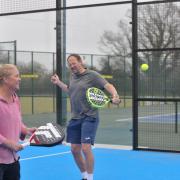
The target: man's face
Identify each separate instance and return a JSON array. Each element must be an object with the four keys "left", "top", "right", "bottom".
[
  {"left": 67, "top": 56, "right": 83, "bottom": 74},
  {"left": 5, "top": 67, "right": 21, "bottom": 91}
]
